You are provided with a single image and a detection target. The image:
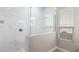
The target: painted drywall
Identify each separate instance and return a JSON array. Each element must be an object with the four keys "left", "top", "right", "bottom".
[
  {"left": 0, "top": 7, "right": 29, "bottom": 52},
  {"left": 57, "top": 7, "right": 79, "bottom": 52},
  {"left": 29, "top": 32, "right": 56, "bottom": 52}
]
